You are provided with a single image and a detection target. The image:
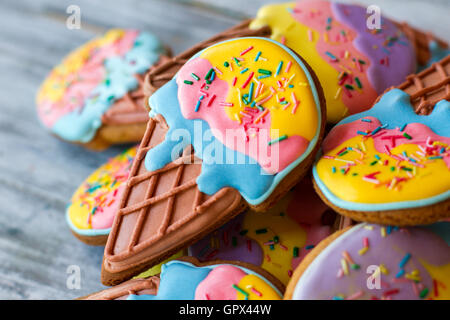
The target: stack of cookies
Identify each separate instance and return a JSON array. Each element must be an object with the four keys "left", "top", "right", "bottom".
[{"left": 36, "top": 0, "right": 450, "bottom": 300}]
